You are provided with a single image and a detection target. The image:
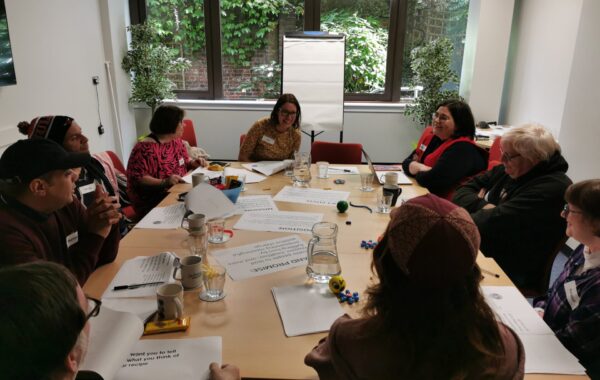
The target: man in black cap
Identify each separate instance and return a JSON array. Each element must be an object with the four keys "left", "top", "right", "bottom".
[{"left": 0, "top": 139, "right": 121, "bottom": 284}]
